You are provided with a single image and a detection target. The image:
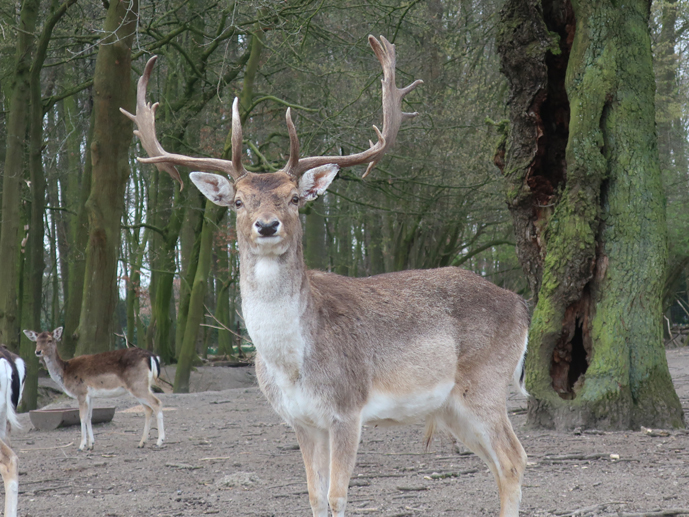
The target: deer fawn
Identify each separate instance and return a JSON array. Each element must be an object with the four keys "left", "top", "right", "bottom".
[
  {"left": 24, "top": 328, "right": 165, "bottom": 451},
  {"left": 122, "top": 36, "right": 529, "bottom": 517},
  {"left": 0, "top": 347, "right": 25, "bottom": 517}
]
